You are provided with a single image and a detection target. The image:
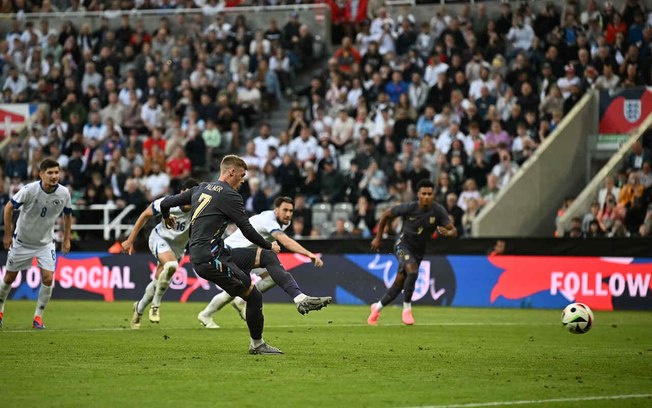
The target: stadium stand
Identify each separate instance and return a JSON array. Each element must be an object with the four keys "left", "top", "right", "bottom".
[{"left": 0, "top": 0, "right": 650, "bottom": 242}]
